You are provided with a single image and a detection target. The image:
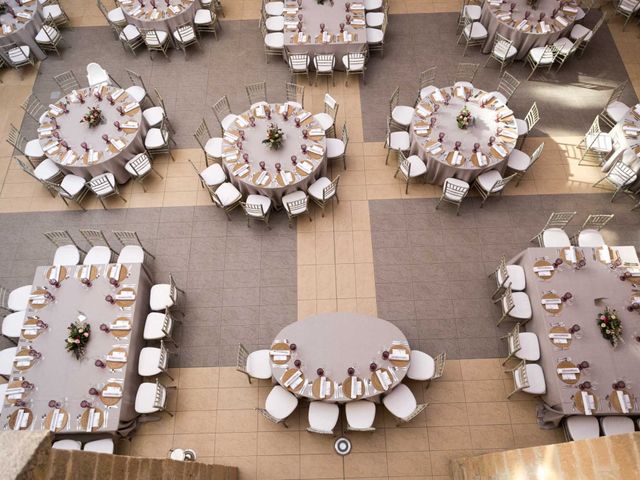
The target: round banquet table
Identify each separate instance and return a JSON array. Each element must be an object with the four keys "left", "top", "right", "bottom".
[
  {"left": 409, "top": 85, "right": 518, "bottom": 185},
  {"left": 221, "top": 102, "right": 327, "bottom": 206},
  {"left": 480, "top": 0, "right": 579, "bottom": 60},
  {"left": 37, "top": 85, "right": 146, "bottom": 184},
  {"left": 0, "top": 0, "right": 46, "bottom": 61},
  {"left": 270, "top": 313, "right": 411, "bottom": 402},
  {"left": 118, "top": 0, "right": 200, "bottom": 35}
]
